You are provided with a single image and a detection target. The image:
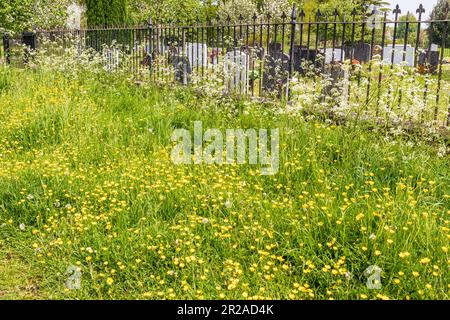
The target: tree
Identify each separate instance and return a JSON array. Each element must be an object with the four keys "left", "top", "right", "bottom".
[
  {"left": 395, "top": 13, "right": 417, "bottom": 45},
  {"left": 85, "top": 0, "right": 128, "bottom": 27},
  {"left": 126, "top": 0, "right": 206, "bottom": 24},
  {"left": 294, "top": 0, "right": 389, "bottom": 19},
  {"left": 428, "top": 0, "right": 449, "bottom": 46},
  {"left": 0, "top": 0, "right": 34, "bottom": 33},
  {"left": 0, "top": 0, "right": 71, "bottom": 33},
  {"left": 216, "top": 0, "right": 258, "bottom": 22}
]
